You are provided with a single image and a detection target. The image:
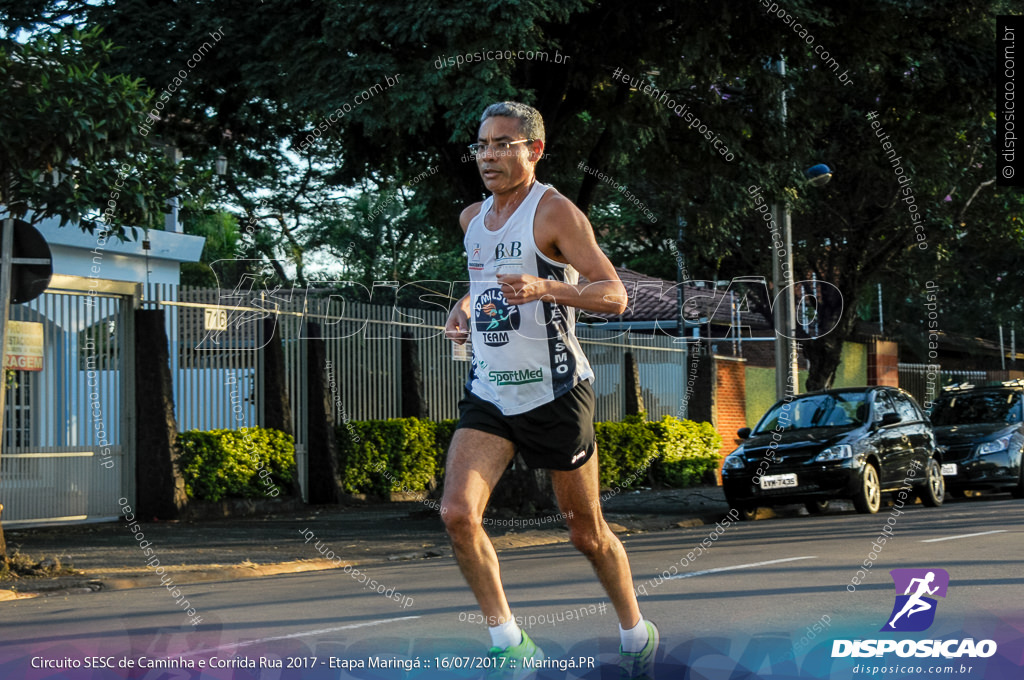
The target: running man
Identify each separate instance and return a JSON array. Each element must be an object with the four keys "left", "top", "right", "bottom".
[
  {"left": 889, "top": 571, "right": 939, "bottom": 628},
  {"left": 442, "top": 101, "right": 659, "bottom": 678}
]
